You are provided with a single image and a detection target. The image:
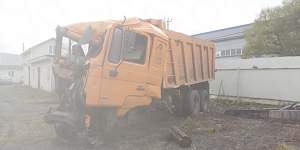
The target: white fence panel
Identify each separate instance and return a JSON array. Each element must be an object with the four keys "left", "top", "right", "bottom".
[{"left": 210, "top": 56, "right": 300, "bottom": 102}]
